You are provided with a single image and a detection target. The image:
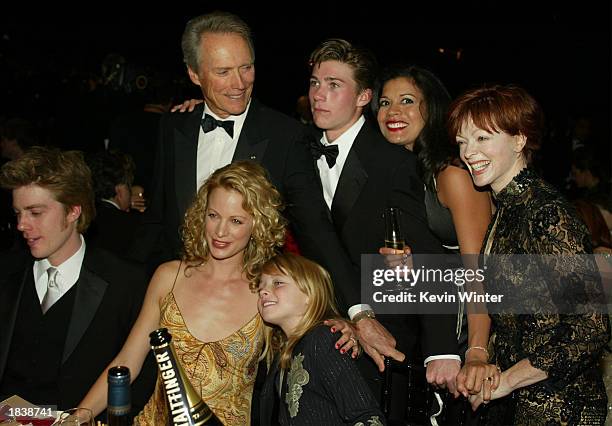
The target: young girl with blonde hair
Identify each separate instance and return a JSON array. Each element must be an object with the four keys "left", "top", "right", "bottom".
[{"left": 258, "top": 252, "right": 385, "bottom": 425}]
